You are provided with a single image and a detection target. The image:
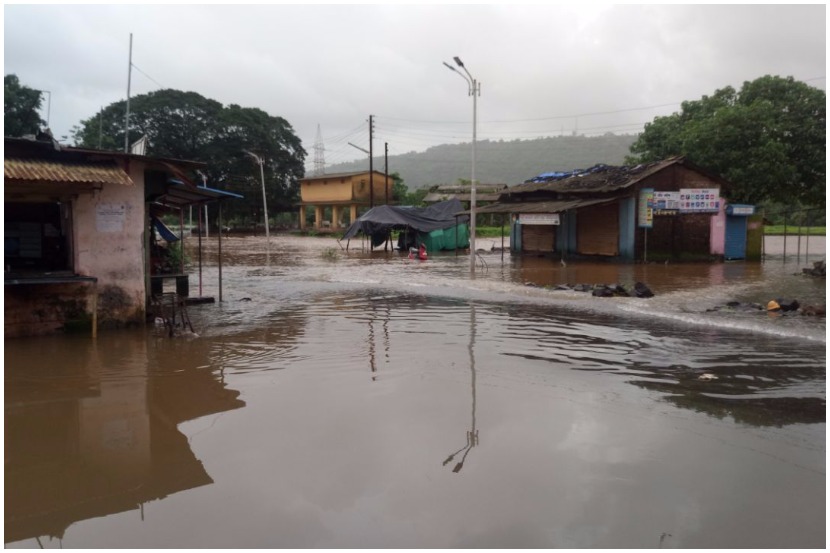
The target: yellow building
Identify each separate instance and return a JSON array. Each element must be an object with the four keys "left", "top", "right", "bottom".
[{"left": 298, "top": 171, "right": 393, "bottom": 230}]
